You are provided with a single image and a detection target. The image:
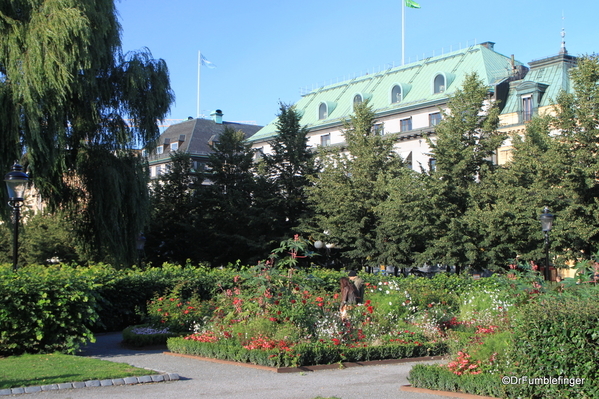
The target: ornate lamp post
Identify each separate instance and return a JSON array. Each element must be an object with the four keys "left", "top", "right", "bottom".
[
  {"left": 4, "top": 163, "right": 29, "bottom": 271},
  {"left": 539, "top": 207, "right": 555, "bottom": 281}
]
